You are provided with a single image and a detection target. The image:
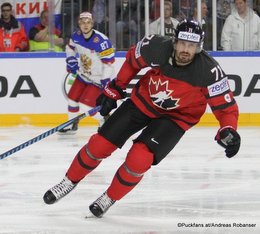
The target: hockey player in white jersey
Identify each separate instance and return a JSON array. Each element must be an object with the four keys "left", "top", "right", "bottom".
[{"left": 59, "top": 11, "right": 115, "bottom": 134}]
